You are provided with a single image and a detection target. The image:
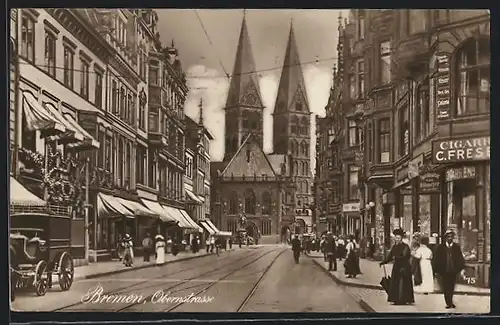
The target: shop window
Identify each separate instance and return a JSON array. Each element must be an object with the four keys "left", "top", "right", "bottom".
[
  {"left": 446, "top": 167, "right": 478, "bottom": 261},
  {"left": 418, "top": 195, "right": 431, "bottom": 237},
  {"left": 455, "top": 37, "right": 490, "bottom": 116}
]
